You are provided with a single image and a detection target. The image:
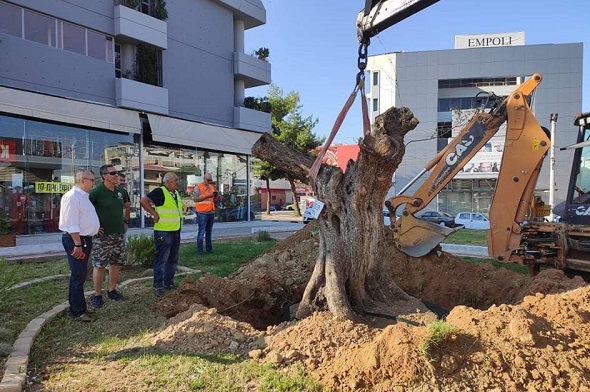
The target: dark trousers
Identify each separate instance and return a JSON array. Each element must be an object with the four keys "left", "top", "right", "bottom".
[
  {"left": 153, "top": 230, "right": 180, "bottom": 289},
  {"left": 62, "top": 234, "right": 92, "bottom": 317},
  {"left": 197, "top": 212, "right": 215, "bottom": 254}
]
